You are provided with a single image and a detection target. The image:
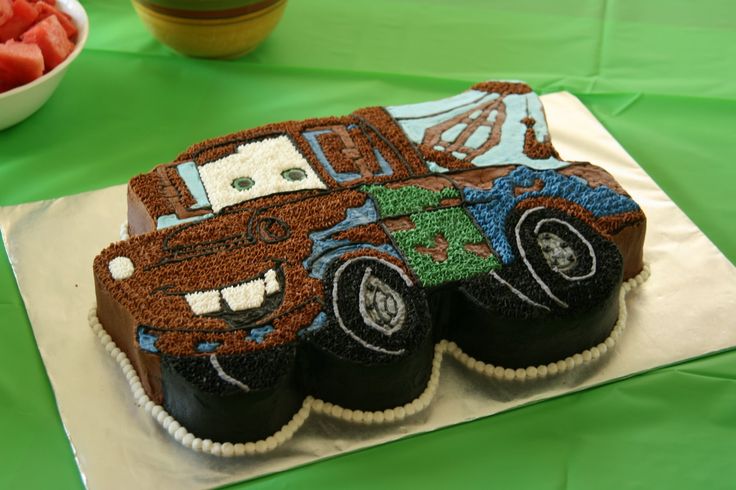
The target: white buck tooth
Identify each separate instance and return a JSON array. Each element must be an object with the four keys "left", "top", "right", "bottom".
[
  {"left": 264, "top": 269, "right": 280, "bottom": 294},
  {"left": 185, "top": 290, "right": 222, "bottom": 315},
  {"left": 222, "top": 279, "right": 265, "bottom": 311}
]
